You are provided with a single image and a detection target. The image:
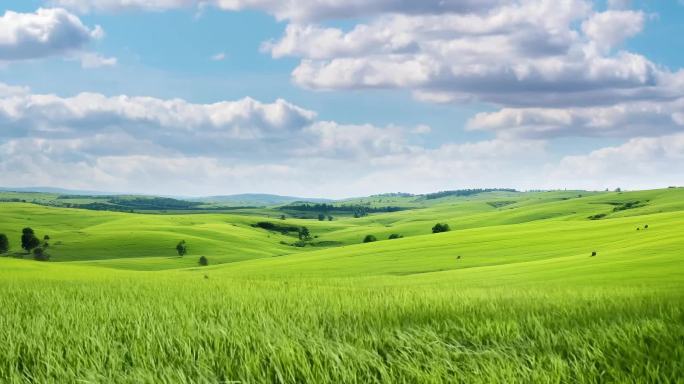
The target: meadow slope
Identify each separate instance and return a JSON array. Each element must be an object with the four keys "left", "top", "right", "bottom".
[{"left": 0, "top": 188, "right": 682, "bottom": 382}]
